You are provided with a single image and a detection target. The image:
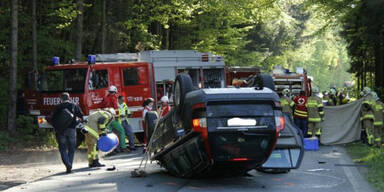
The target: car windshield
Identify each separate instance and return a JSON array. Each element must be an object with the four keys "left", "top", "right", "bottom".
[
  {"left": 207, "top": 102, "right": 274, "bottom": 117},
  {"left": 41, "top": 69, "right": 87, "bottom": 92}
]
